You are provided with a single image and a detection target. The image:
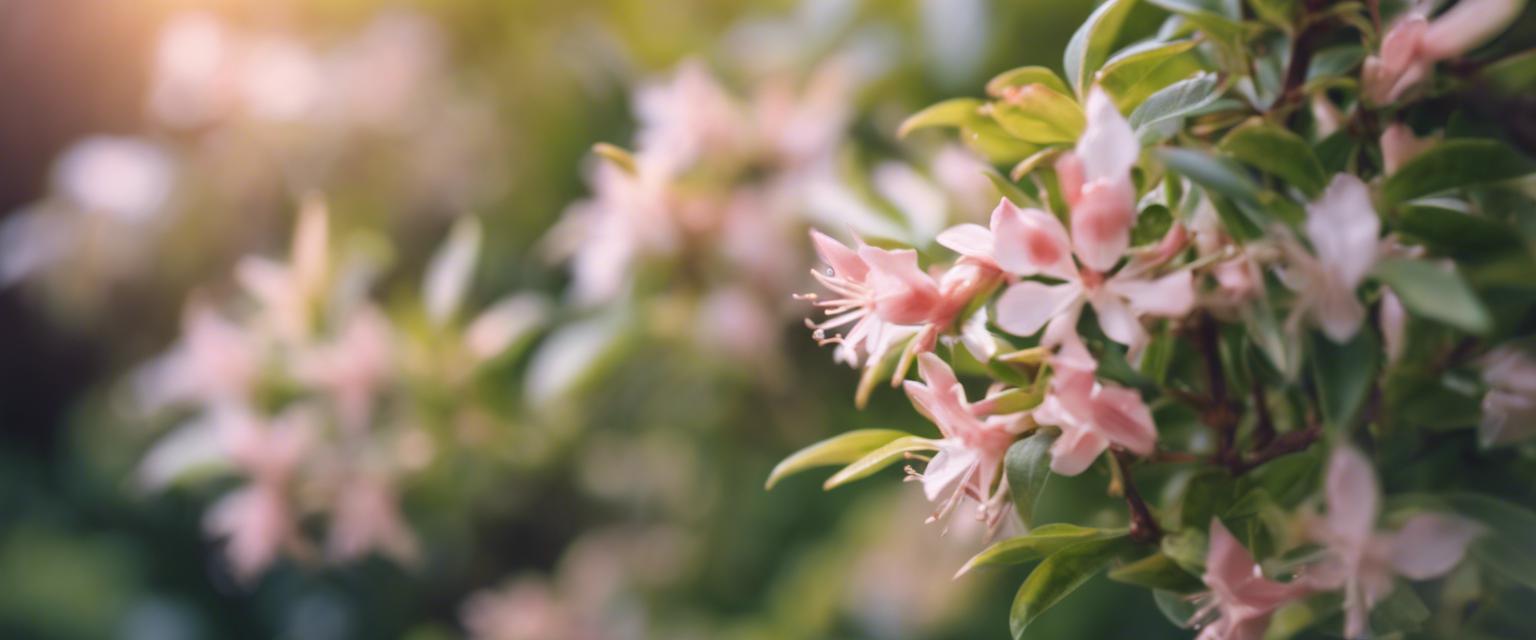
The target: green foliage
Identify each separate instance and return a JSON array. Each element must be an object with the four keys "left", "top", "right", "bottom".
[
  {"left": 1310, "top": 329, "right": 1380, "bottom": 431},
  {"left": 1010, "top": 535, "right": 1136, "bottom": 638},
  {"left": 957, "top": 524, "right": 1122, "bottom": 576},
  {"left": 1006, "top": 434, "right": 1055, "bottom": 527},
  {"left": 1372, "top": 259, "right": 1493, "bottom": 335},
  {"left": 765, "top": 429, "right": 915, "bottom": 489},
  {"left": 822, "top": 435, "right": 942, "bottom": 490},
  {"left": 1063, "top": 0, "right": 1142, "bottom": 97},
  {"left": 1382, "top": 140, "right": 1536, "bottom": 206},
  {"left": 1219, "top": 120, "right": 1327, "bottom": 197}
]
